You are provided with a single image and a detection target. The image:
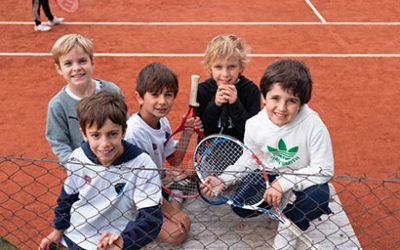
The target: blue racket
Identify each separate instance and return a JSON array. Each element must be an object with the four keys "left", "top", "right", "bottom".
[{"left": 194, "top": 134, "right": 319, "bottom": 249}]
